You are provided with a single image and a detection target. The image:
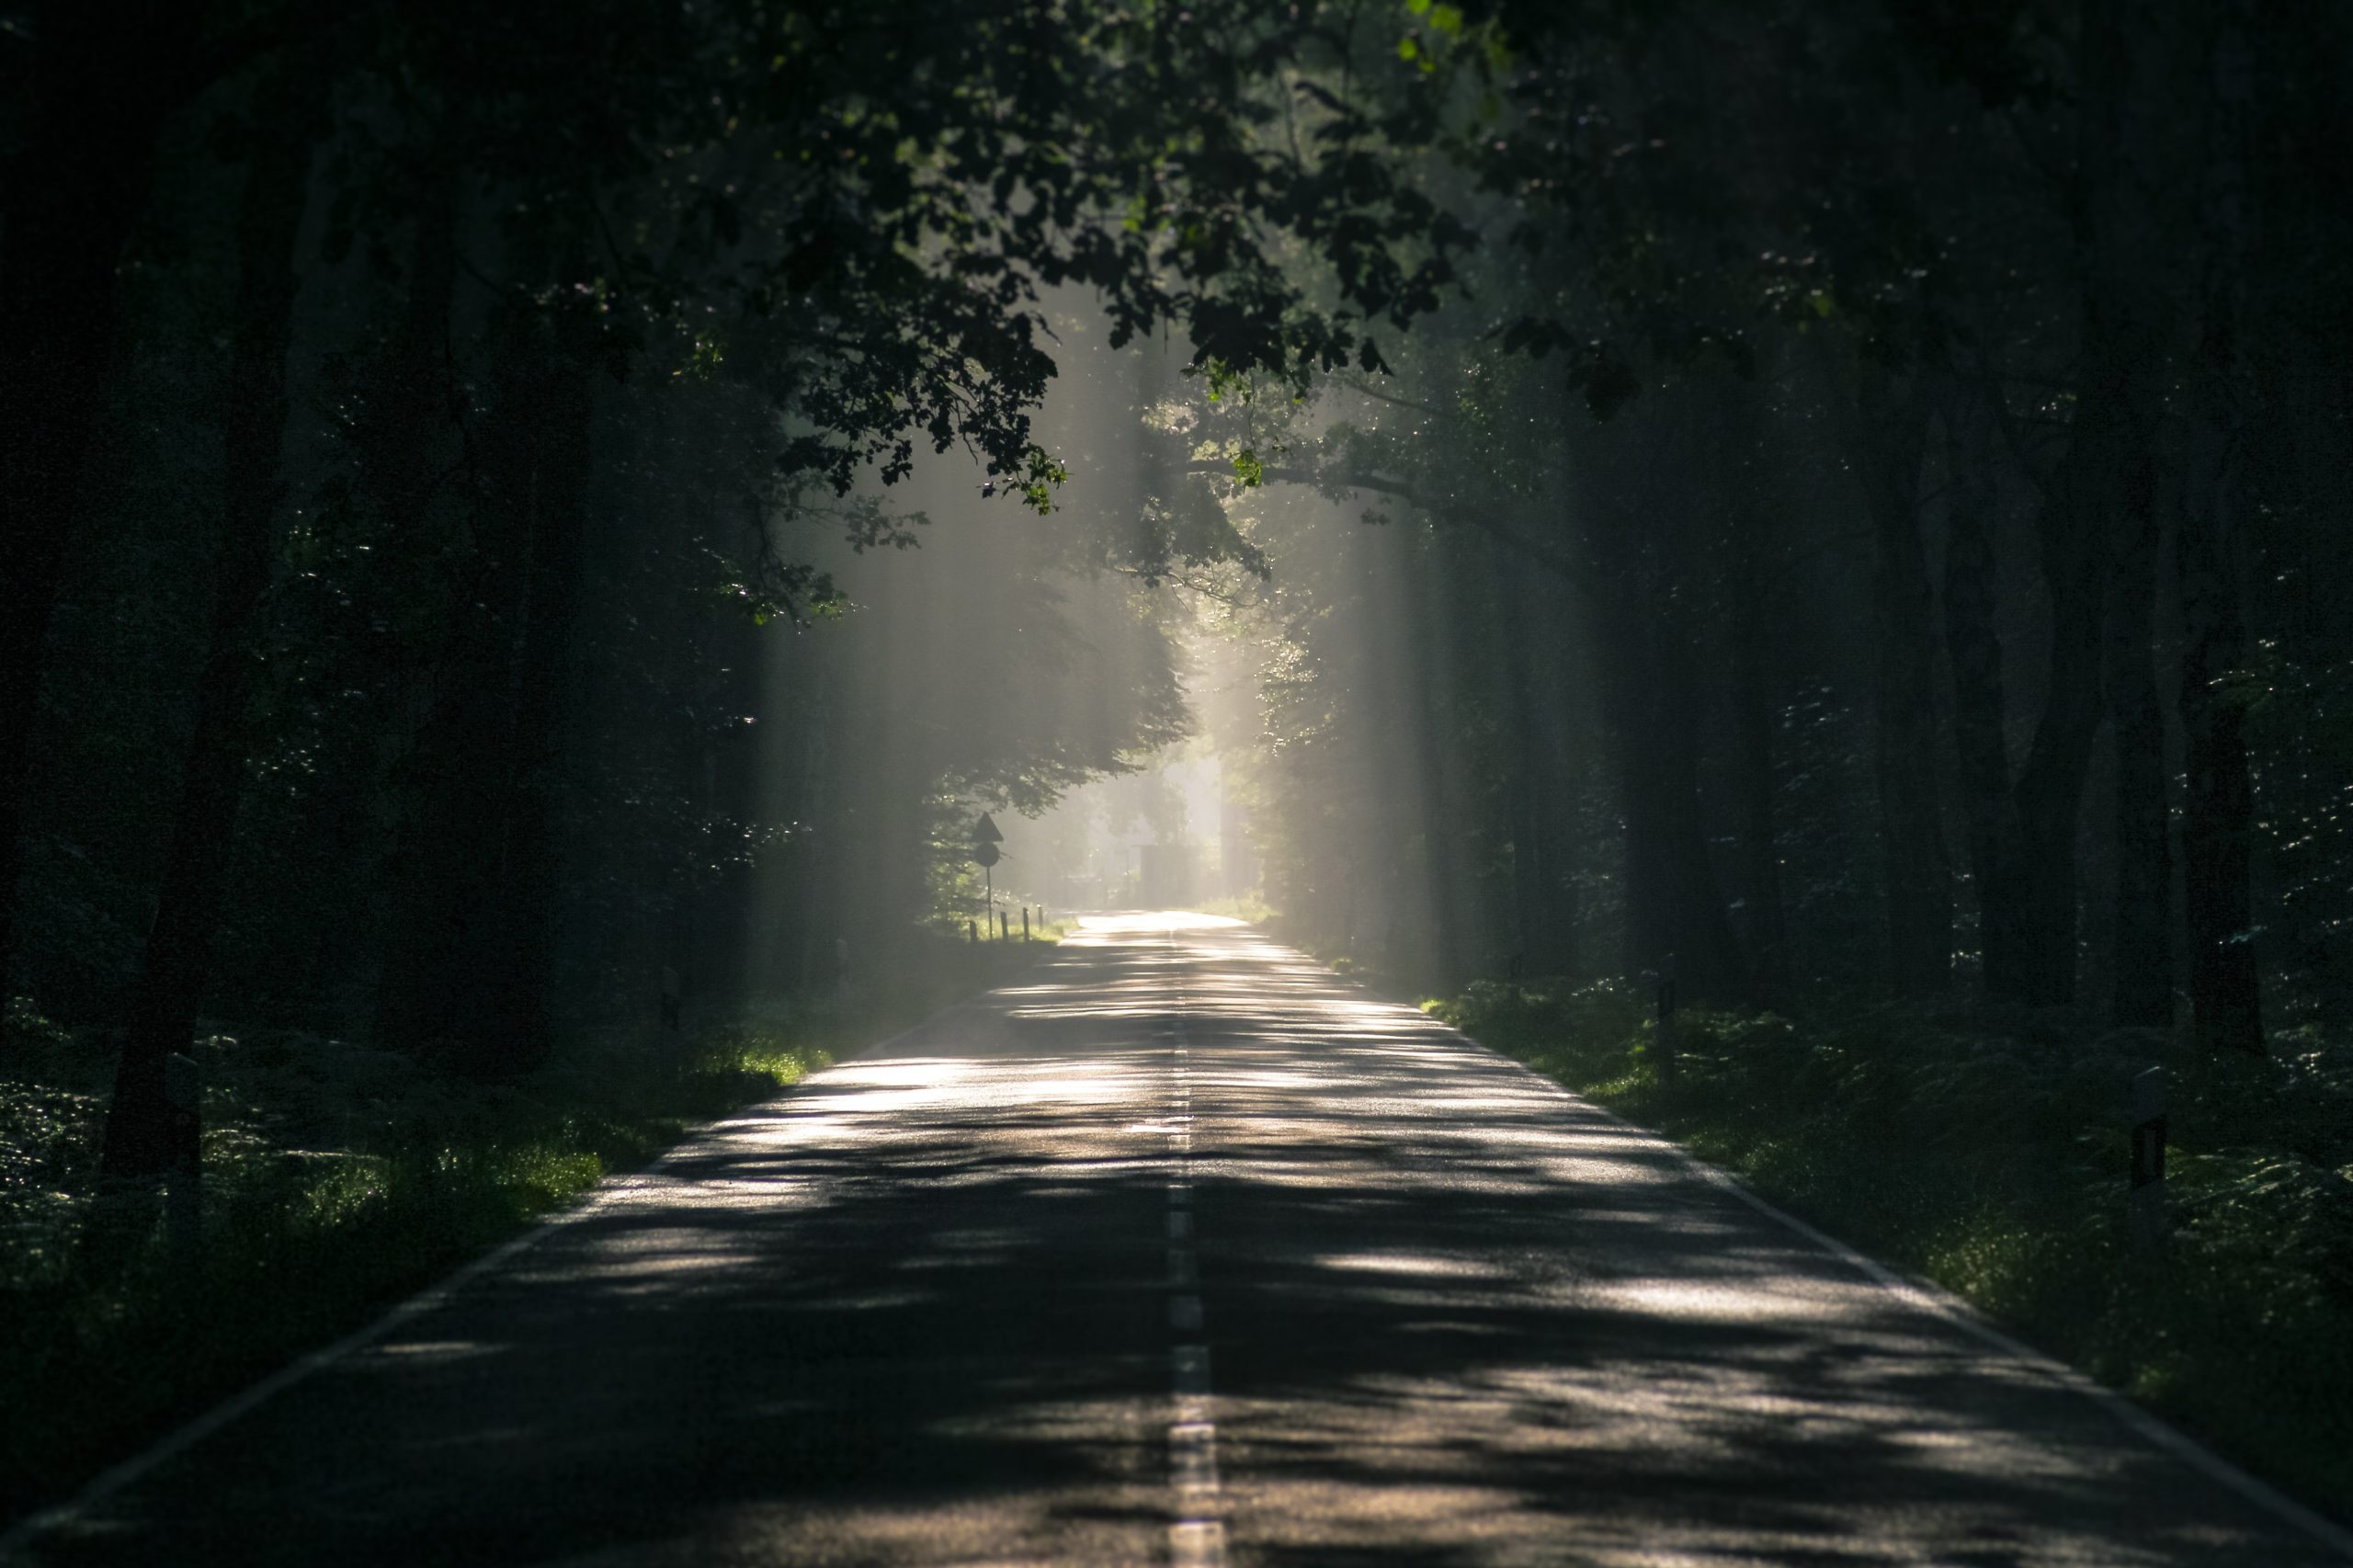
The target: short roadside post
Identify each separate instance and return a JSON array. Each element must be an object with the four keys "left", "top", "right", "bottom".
[
  {"left": 1022, "top": 906, "right": 1031, "bottom": 941},
  {"left": 2129, "top": 1065, "right": 2168, "bottom": 1251}
]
